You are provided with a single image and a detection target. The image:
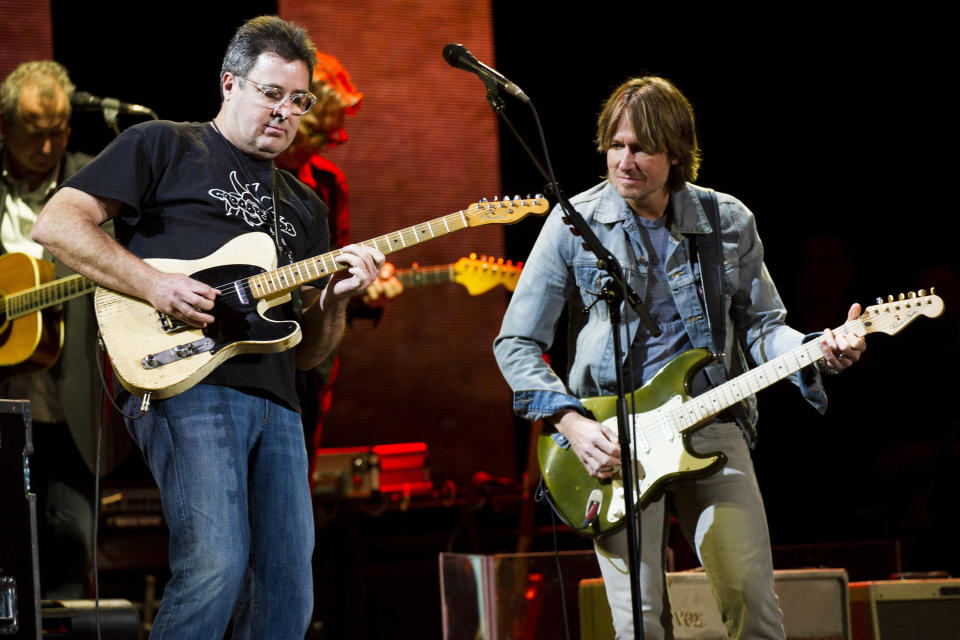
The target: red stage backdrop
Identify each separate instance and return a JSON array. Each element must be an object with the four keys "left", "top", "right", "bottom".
[
  {"left": 0, "top": 0, "right": 53, "bottom": 137},
  {"left": 279, "top": 1, "right": 520, "bottom": 485}
]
